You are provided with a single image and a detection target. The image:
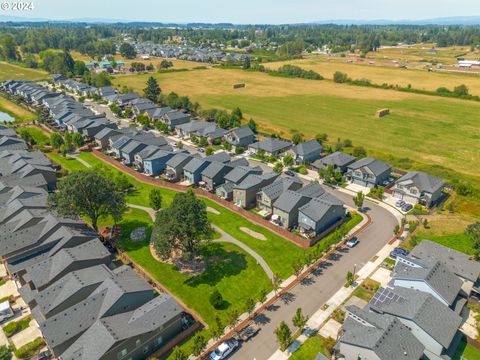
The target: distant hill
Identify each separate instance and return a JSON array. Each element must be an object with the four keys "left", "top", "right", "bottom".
[{"left": 1, "top": 15, "right": 480, "bottom": 26}]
